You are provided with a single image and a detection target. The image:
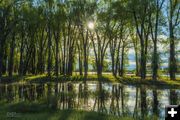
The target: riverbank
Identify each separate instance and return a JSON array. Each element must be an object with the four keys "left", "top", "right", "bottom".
[
  {"left": 0, "top": 74, "right": 180, "bottom": 88},
  {"left": 0, "top": 101, "right": 132, "bottom": 120}
]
